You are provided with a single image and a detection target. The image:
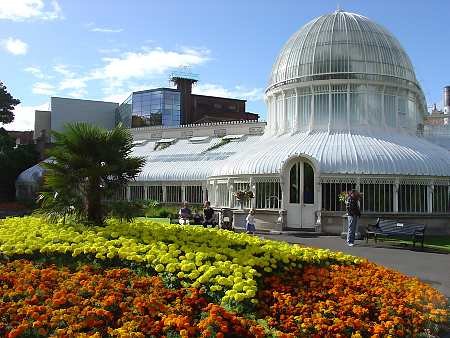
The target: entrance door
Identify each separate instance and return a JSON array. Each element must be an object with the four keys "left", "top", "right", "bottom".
[{"left": 286, "top": 160, "right": 315, "bottom": 228}]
